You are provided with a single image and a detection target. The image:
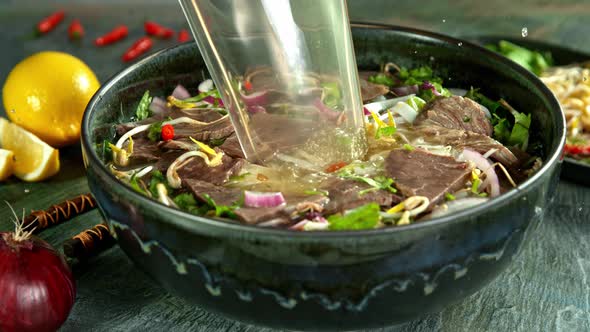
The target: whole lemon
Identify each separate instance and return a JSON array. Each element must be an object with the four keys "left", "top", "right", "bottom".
[{"left": 2, "top": 51, "right": 100, "bottom": 147}]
